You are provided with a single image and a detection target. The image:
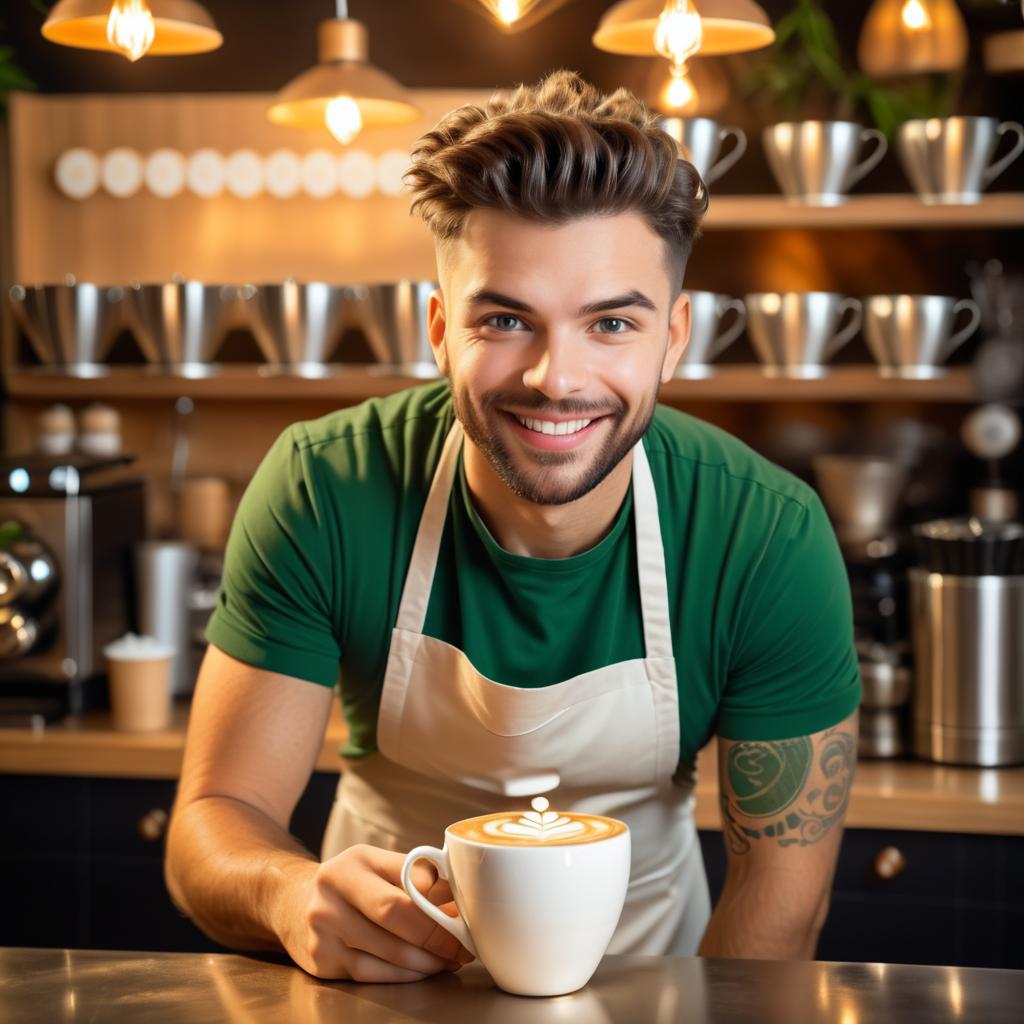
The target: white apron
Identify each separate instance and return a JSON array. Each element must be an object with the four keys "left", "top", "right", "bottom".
[{"left": 322, "top": 422, "right": 711, "bottom": 955}]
